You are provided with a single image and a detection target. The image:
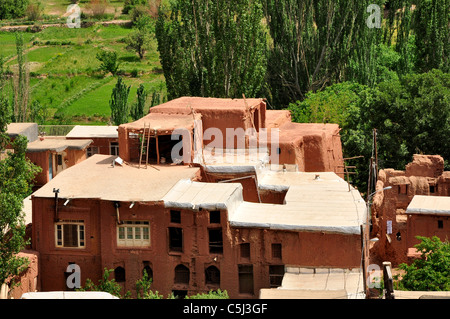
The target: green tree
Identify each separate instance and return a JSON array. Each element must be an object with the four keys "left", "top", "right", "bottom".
[
  {"left": 263, "top": 0, "right": 385, "bottom": 107},
  {"left": 96, "top": 49, "right": 120, "bottom": 76},
  {"left": 342, "top": 69, "right": 450, "bottom": 192},
  {"left": 135, "top": 269, "right": 164, "bottom": 299},
  {"left": 109, "top": 77, "right": 131, "bottom": 125},
  {"left": 0, "top": 0, "right": 29, "bottom": 19},
  {"left": 0, "top": 60, "right": 40, "bottom": 289},
  {"left": 131, "top": 84, "right": 147, "bottom": 121},
  {"left": 78, "top": 268, "right": 131, "bottom": 298},
  {"left": 288, "top": 82, "right": 366, "bottom": 126},
  {"left": 11, "top": 32, "right": 30, "bottom": 123},
  {"left": 125, "top": 15, "right": 154, "bottom": 60},
  {"left": 122, "top": 0, "right": 148, "bottom": 14},
  {"left": 413, "top": 0, "right": 449, "bottom": 73},
  {"left": 289, "top": 69, "right": 450, "bottom": 193},
  {"left": 156, "top": 0, "right": 267, "bottom": 100},
  {"left": 395, "top": 236, "right": 449, "bottom": 291}
]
